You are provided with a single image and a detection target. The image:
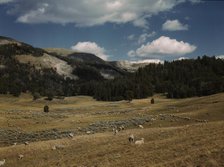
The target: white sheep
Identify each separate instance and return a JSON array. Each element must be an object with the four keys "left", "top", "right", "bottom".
[
  {"left": 128, "top": 134, "right": 134, "bottom": 143},
  {"left": 69, "top": 133, "right": 74, "bottom": 138},
  {"left": 0, "top": 159, "right": 5, "bottom": 166},
  {"left": 138, "top": 125, "right": 144, "bottom": 129},
  {"left": 86, "top": 131, "right": 92, "bottom": 134},
  {"left": 135, "top": 138, "right": 144, "bottom": 145},
  {"left": 119, "top": 125, "right": 125, "bottom": 131},
  {"left": 52, "top": 144, "right": 65, "bottom": 150},
  {"left": 52, "top": 145, "right": 56, "bottom": 150},
  {"left": 18, "top": 154, "right": 24, "bottom": 160},
  {"left": 151, "top": 118, "right": 156, "bottom": 121},
  {"left": 114, "top": 129, "right": 118, "bottom": 135}
]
